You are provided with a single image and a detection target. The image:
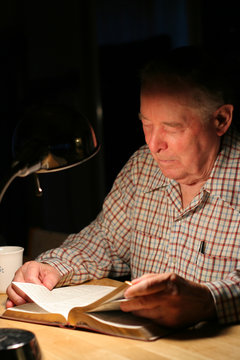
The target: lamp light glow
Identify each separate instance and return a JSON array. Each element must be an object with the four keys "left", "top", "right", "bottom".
[{"left": 0, "top": 105, "right": 100, "bottom": 203}]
